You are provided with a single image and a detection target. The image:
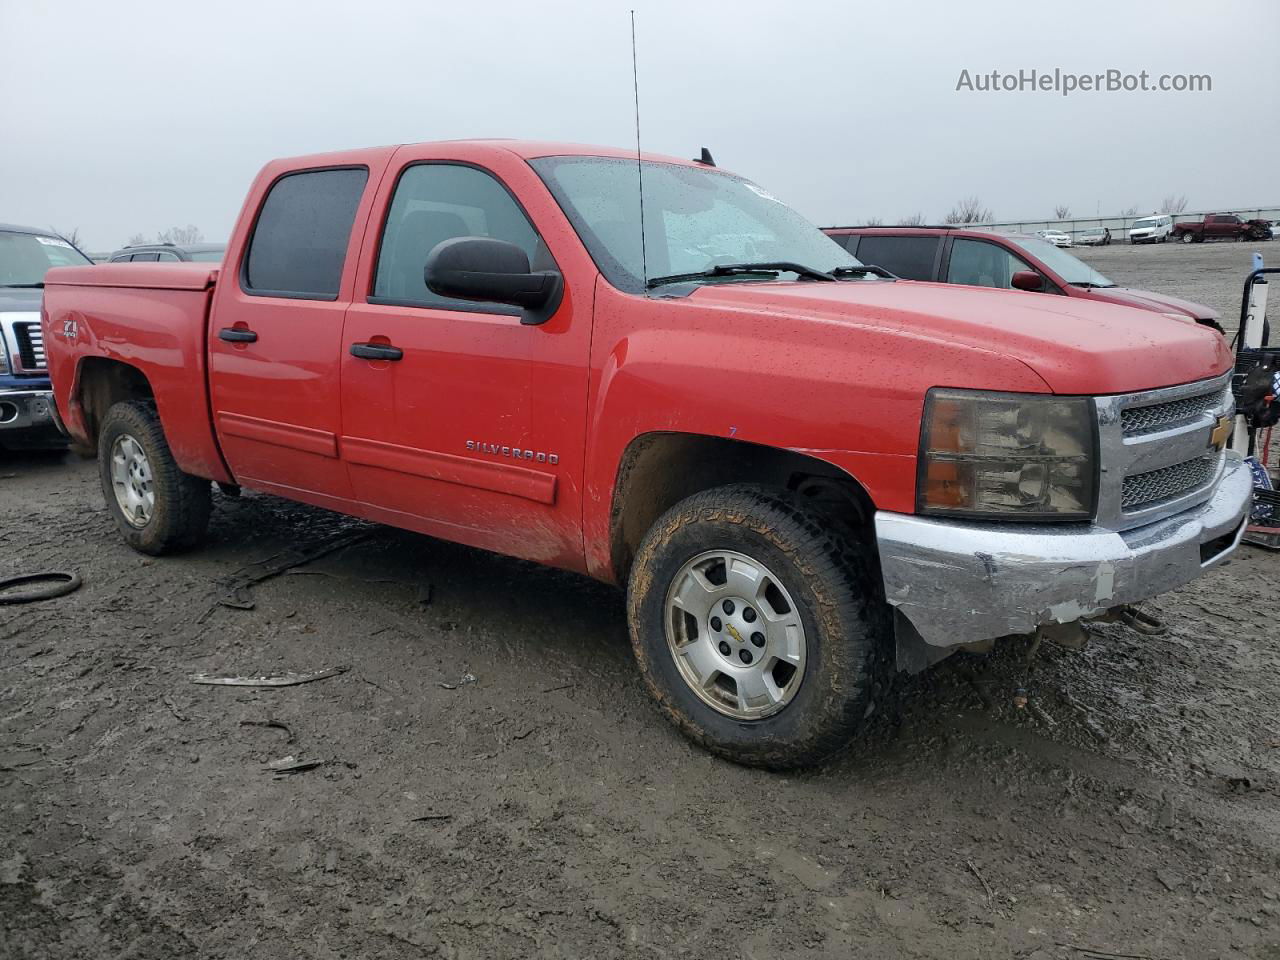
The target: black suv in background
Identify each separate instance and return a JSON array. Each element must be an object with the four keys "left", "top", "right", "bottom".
[{"left": 107, "top": 242, "right": 225, "bottom": 263}]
